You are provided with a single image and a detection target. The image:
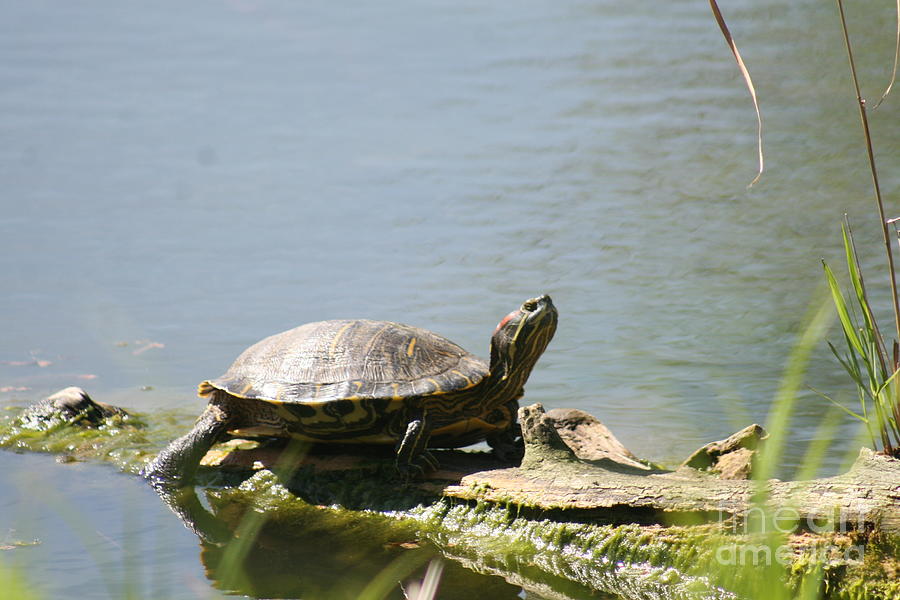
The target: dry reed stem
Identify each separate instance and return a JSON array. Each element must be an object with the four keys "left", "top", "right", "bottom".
[{"left": 708, "top": 0, "right": 764, "bottom": 187}]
